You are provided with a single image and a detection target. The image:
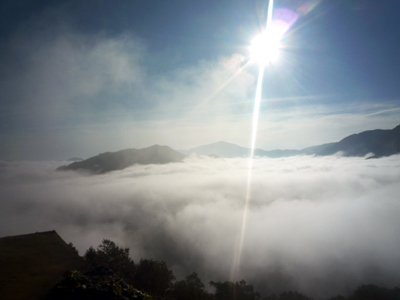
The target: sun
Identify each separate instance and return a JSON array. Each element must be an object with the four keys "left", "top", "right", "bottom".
[{"left": 249, "top": 28, "right": 283, "bottom": 65}]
